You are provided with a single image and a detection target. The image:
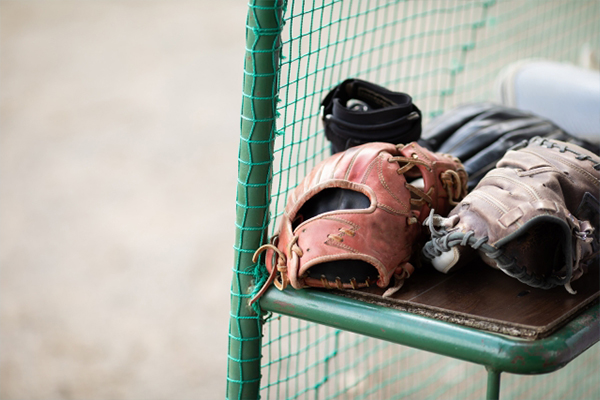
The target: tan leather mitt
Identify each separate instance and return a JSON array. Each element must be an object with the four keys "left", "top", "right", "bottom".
[
  {"left": 423, "top": 137, "right": 600, "bottom": 293},
  {"left": 251, "top": 141, "right": 467, "bottom": 303}
]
